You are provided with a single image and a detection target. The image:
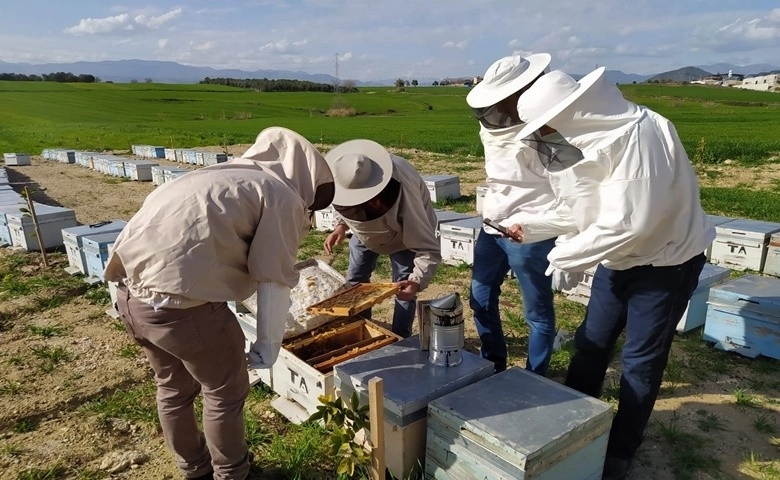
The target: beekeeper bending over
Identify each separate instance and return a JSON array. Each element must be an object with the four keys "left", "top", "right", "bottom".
[
  {"left": 105, "top": 127, "right": 334, "bottom": 480},
  {"left": 323, "top": 139, "right": 441, "bottom": 338},
  {"left": 507, "top": 68, "right": 714, "bottom": 480}
]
